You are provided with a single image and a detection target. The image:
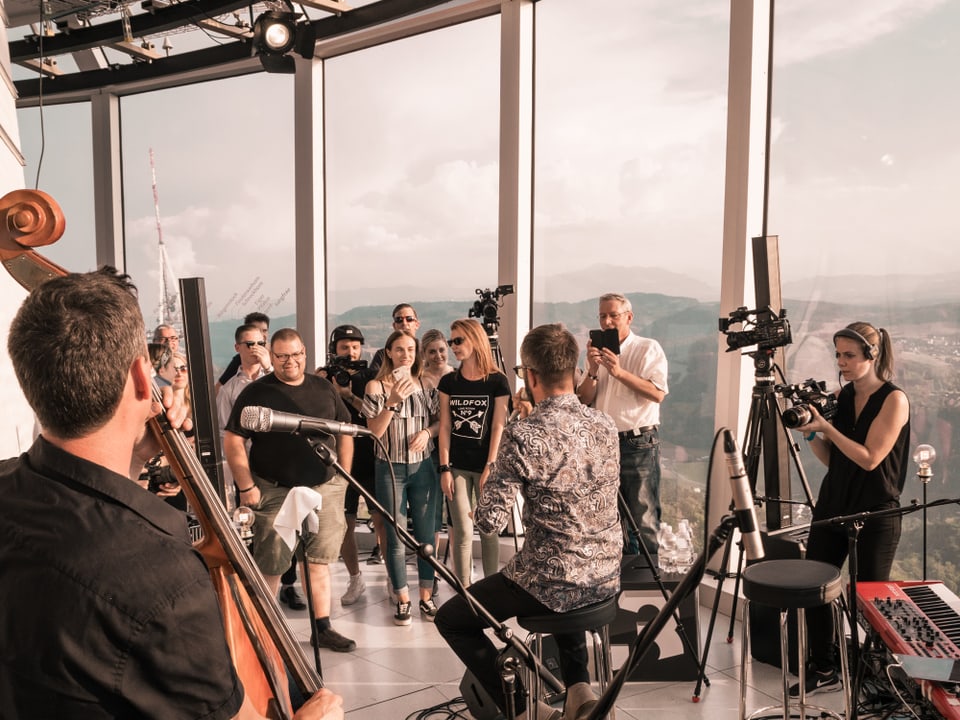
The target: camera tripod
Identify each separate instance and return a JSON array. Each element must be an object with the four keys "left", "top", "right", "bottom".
[{"left": 693, "top": 348, "right": 815, "bottom": 700}]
